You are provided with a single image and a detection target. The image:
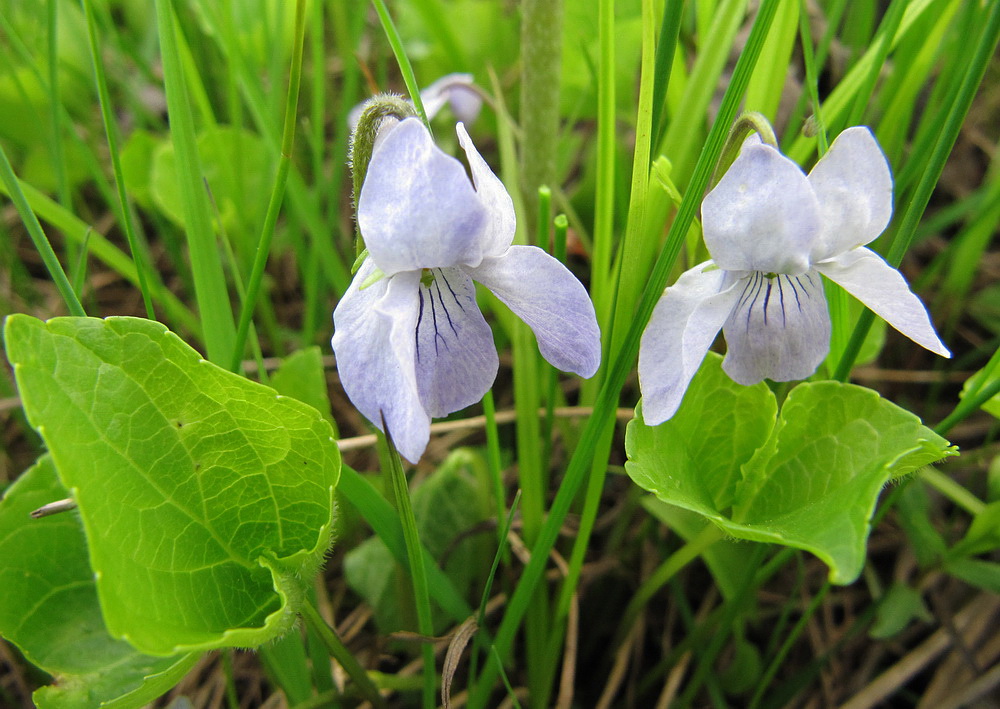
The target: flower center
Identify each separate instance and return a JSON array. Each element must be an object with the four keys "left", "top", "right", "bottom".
[{"left": 420, "top": 268, "right": 436, "bottom": 287}]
